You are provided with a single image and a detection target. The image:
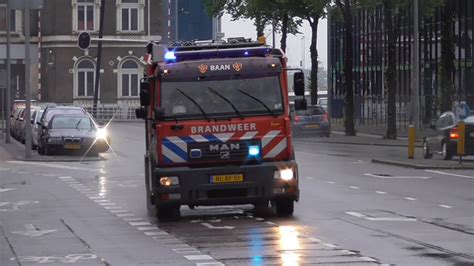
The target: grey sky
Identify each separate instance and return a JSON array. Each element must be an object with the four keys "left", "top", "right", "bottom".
[{"left": 221, "top": 14, "right": 328, "bottom": 70}]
